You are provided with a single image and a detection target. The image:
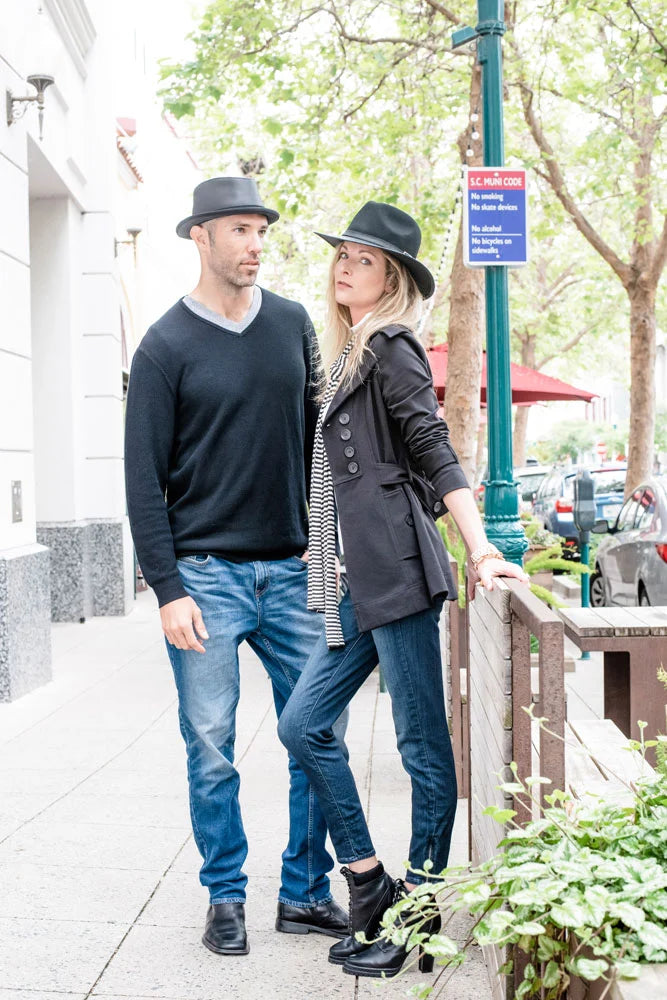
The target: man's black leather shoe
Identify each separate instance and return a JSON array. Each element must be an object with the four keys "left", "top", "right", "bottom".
[
  {"left": 202, "top": 903, "right": 249, "bottom": 955},
  {"left": 275, "top": 899, "right": 348, "bottom": 938}
]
